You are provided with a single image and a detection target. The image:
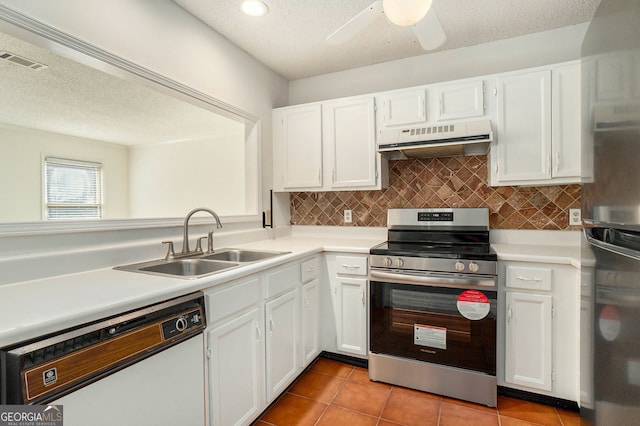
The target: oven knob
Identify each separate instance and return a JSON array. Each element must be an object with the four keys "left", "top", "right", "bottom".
[
  {"left": 383, "top": 257, "right": 393, "bottom": 267},
  {"left": 396, "top": 258, "right": 404, "bottom": 267},
  {"left": 175, "top": 317, "right": 188, "bottom": 332},
  {"left": 469, "top": 262, "right": 479, "bottom": 273},
  {"left": 455, "top": 261, "right": 465, "bottom": 272}
]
